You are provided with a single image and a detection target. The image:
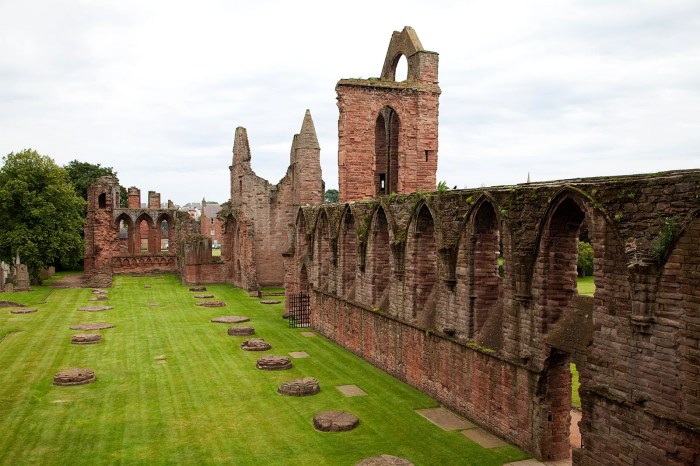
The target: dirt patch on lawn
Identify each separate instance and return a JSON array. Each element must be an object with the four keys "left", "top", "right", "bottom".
[{"left": 49, "top": 274, "right": 86, "bottom": 288}]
